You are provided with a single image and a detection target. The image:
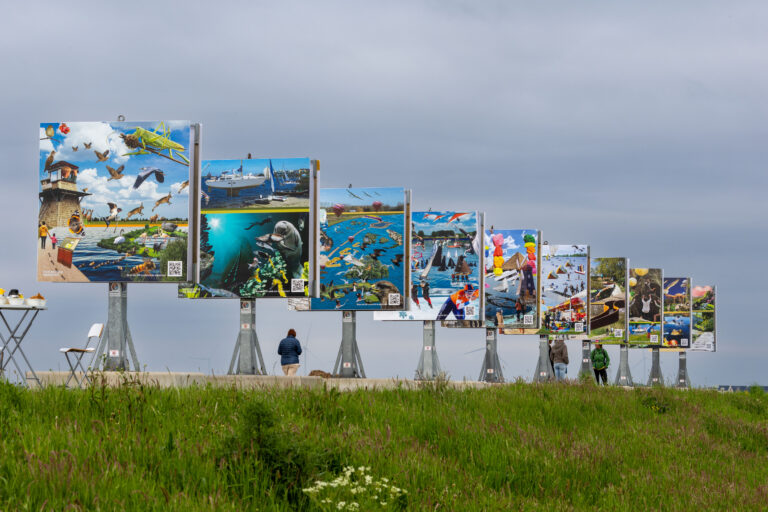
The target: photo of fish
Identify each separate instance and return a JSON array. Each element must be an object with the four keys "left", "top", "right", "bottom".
[
  {"left": 178, "top": 158, "right": 314, "bottom": 299},
  {"left": 484, "top": 229, "right": 540, "bottom": 333},
  {"left": 374, "top": 211, "right": 482, "bottom": 322},
  {"left": 310, "top": 187, "right": 407, "bottom": 311},
  {"left": 589, "top": 257, "right": 628, "bottom": 343},
  {"left": 38, "top": 121, "right": 193, "bottom": 283},
  {"left": 690, "top": 285, "right": 716, "bottom": 352},
  {"left": 627, "top": 268, "right": 663, "bottom": 344},
  {"left": 539, "top": 244, "right": 589, "bottom": 335},
  {"left": 662, "top": 277, "right": 691, "bottom": 348}
]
